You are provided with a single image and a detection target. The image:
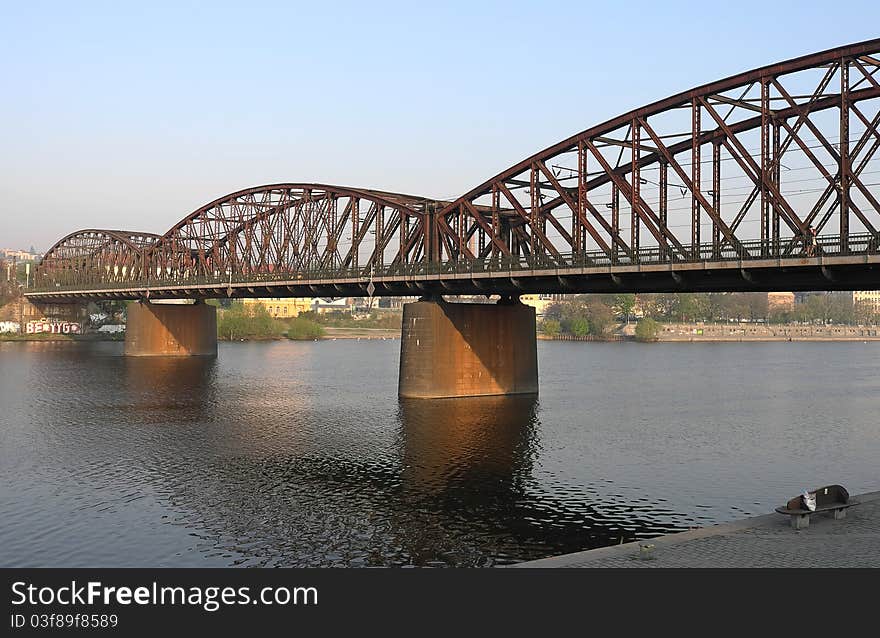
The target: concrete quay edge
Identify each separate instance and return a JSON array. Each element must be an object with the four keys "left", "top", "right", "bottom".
[{"left": 510, "top": 490, "right": 880, "bottom": 568}]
